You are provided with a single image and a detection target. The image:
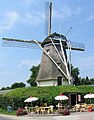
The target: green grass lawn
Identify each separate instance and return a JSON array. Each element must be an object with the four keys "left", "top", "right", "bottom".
[
  {"left": 3, "top": 85, "right": 94, "bottom": 99},
  {"left": 0, "top": 108, "right": 16, "bottom": 115}
]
